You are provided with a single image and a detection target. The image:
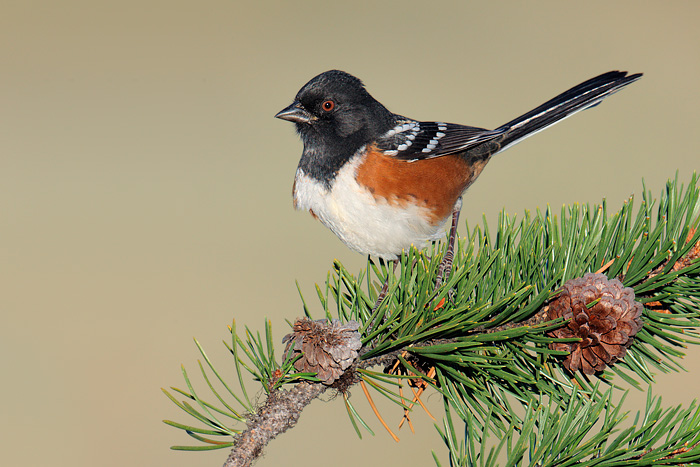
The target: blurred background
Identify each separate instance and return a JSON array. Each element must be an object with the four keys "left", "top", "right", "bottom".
[{"left": 2, "top": 1, "right": 699, "bottom": 466}]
